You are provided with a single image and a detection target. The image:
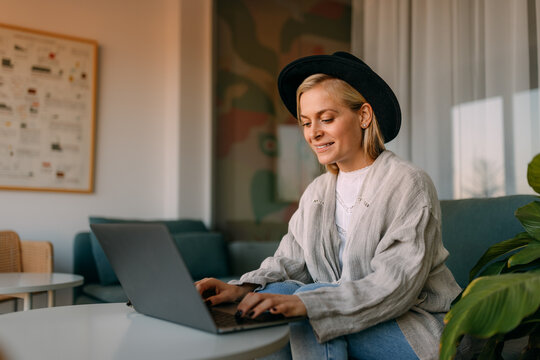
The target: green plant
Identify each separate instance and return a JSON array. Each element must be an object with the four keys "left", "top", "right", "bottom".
[{"left": 440, "top": 154, "right": 540, "bottom": 360}]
